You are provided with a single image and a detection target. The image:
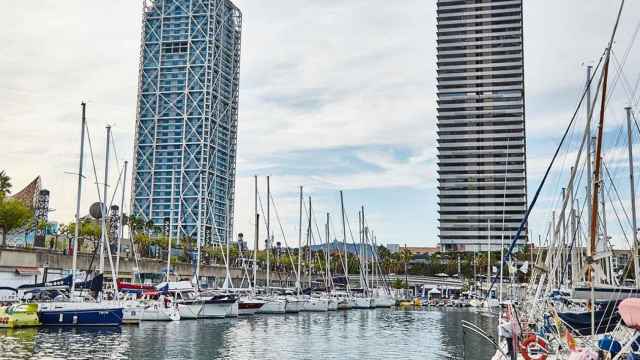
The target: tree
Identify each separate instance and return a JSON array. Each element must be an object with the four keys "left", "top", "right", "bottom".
[
  {"left": 65, "top": 219, "right": 101, "bottom": 252},
  {"left": 0, "top": 170, "right": 11, "bottom": 198},
  {"left": 0, "top": 198, "right": 33, "bottom": 246}
]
